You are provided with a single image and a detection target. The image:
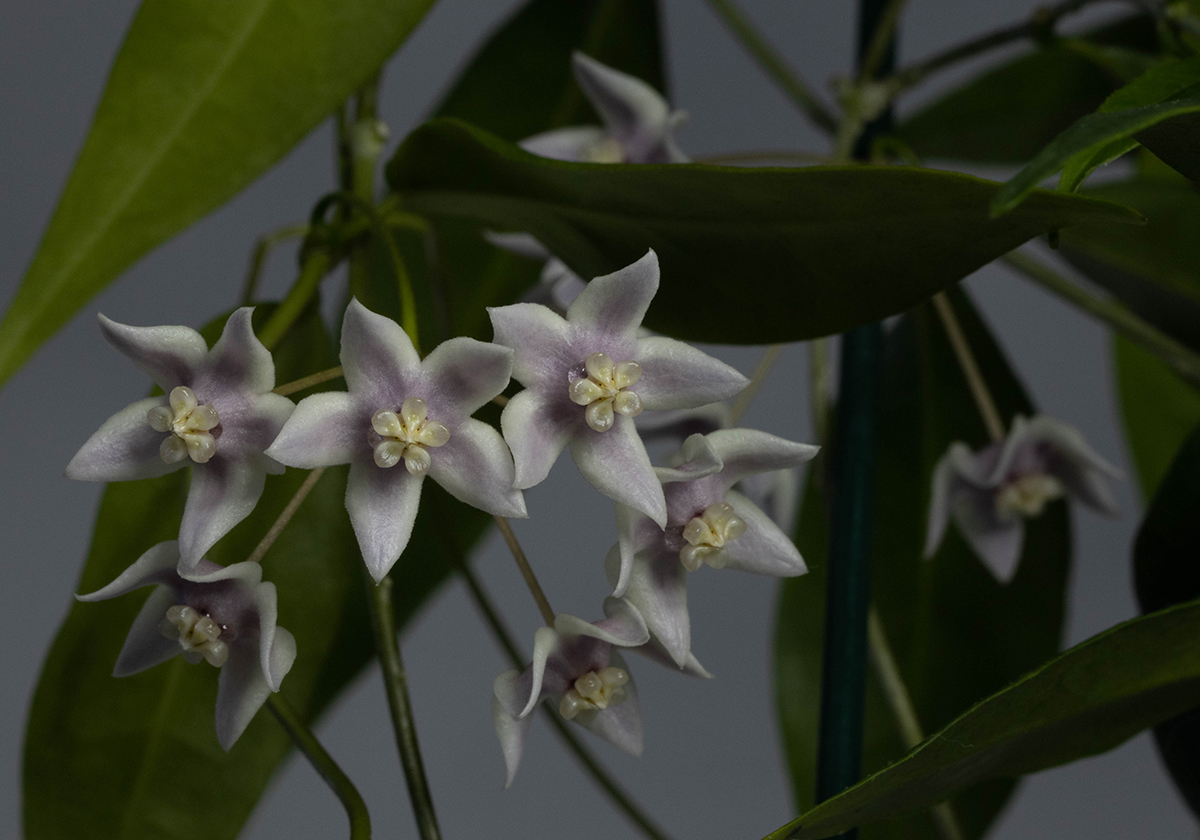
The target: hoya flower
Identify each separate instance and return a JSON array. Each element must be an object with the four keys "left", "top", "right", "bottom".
[
  {"left": 65, "top": 308, "right": 295, "bottom": 574},
  {"left": 520, "top": 52, "right": 689, "bottom": 164},
  {"left": 488, "top": 250, "right": 749, "bottom": 526},
  {"left": 76, "top": 541, "right": 296, "bottom": 750},
  {"left": 491, "top": 597, "right": 709, "bottom": 787},
  {"left": 924, "top": 414, "right": 1122, "bottom": 582},
  {"left": 608, "top": 430, "right": 818, "bottom": 667},
  {"left": 266, "top": 299, "right": 526, "bottom": 581}
]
